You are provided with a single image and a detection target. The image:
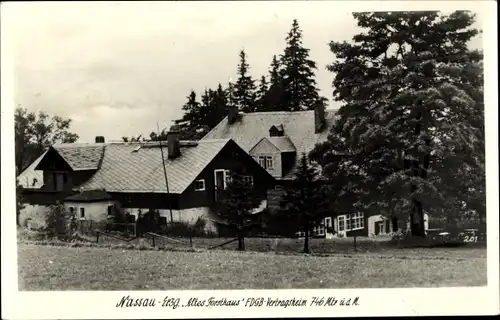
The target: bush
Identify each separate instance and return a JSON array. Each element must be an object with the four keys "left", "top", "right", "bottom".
[
  {"left": 160, "top": 218, "right": 216, "bottom": 237},
  {"left": 46, "top": 204, "right": 70, "bottom": 238},
  {"left": 19, "top": 205, "right": 51, "bottom": 231}
]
